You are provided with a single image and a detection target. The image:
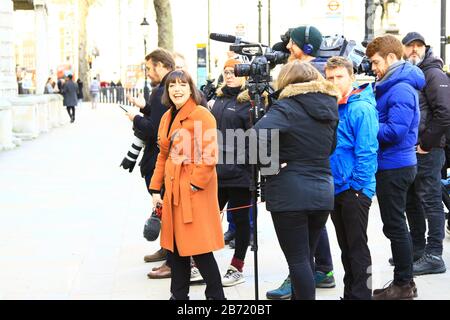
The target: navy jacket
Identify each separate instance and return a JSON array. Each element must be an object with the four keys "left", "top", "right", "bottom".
[
  {"left": 374, "top": 62, "right": 425, "bottom": 171},
  {"left": 417, "top": 48, "right": 450, "bottom": 151},
  {"left": 254, "top": 80, "right": 340, "bottom": 213},
  {"left": 211, "top": 86, "right": 252, "bottom": 188},
  {"left": 133, "top": 74, "right": 169, "bottom": 177}
]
